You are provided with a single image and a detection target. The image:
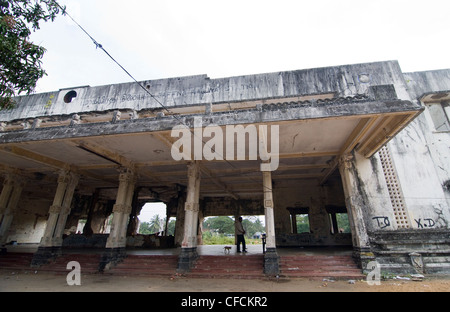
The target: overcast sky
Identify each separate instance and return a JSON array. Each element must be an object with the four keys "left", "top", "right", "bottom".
[
  {"left": 30, "top": 0, "right": 450, "bottom": 93},
  {"left": 26, "top": 0, "right": 449, "bottom": 223}
]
